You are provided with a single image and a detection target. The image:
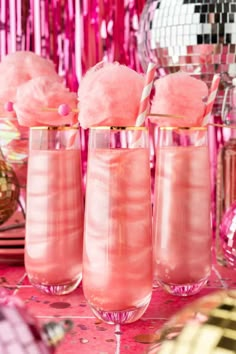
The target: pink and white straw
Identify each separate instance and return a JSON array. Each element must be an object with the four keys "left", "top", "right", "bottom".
[
  {"left": 135, "top": 62, "right": 157, "bottom": 127},
  {"left": 202, "top": 74, "right": 221, "bottom": 125}
]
